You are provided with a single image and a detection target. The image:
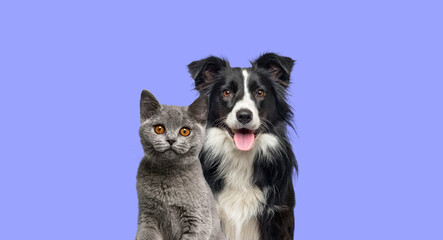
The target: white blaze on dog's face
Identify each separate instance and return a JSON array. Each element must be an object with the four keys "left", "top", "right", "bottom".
[
  {"left": 225, "top": 69, "right": 260, "bottom": 151},
  {"left": 201, "top": 66, "right": 280, "bottom": 153}
]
